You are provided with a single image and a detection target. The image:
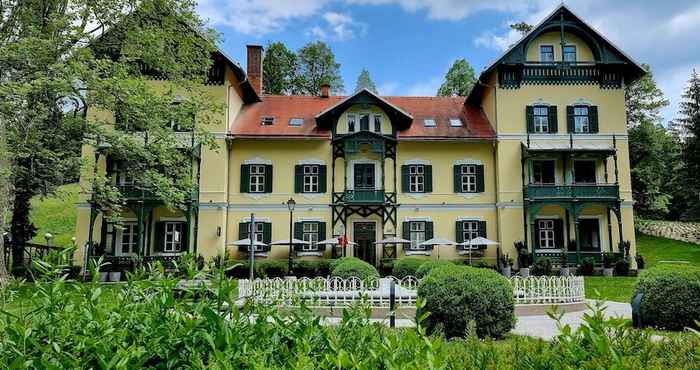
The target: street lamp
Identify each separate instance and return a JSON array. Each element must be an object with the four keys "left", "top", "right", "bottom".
[{"left": 286, "top": 198, "right": 296, "bottom": 275}]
